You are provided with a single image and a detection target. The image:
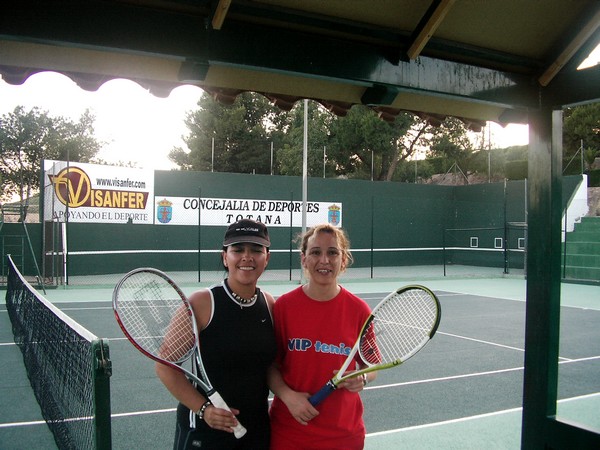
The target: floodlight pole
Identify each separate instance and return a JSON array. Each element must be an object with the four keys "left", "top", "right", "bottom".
[
  {"left": 580, "top": 139, "right": 584, "bottom": 174},
  {"left": 301, "top": 99, "right": 308, "bottom": 284},
  {"left": 371, "top": 150, "right": 374, "bottom": 181},
  {"left": 488, "top": 122, "right": 491, "bottom": 183},
  {"left": 302, "top": 100, "right": 308, "bottom": 233}
]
